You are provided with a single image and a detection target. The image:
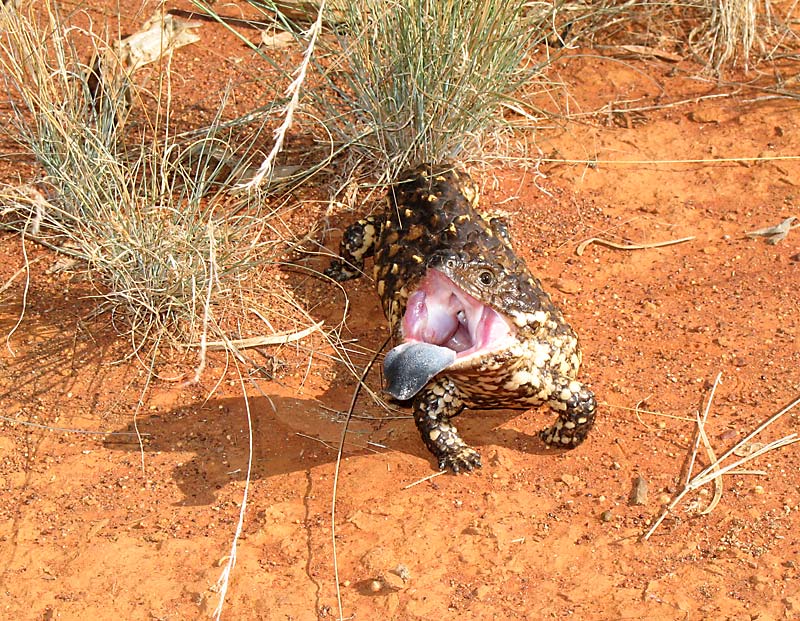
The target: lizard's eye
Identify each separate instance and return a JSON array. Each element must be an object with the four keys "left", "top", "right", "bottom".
[{"left": 478, "top": 270, "right": 495, "bottom": 287}]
